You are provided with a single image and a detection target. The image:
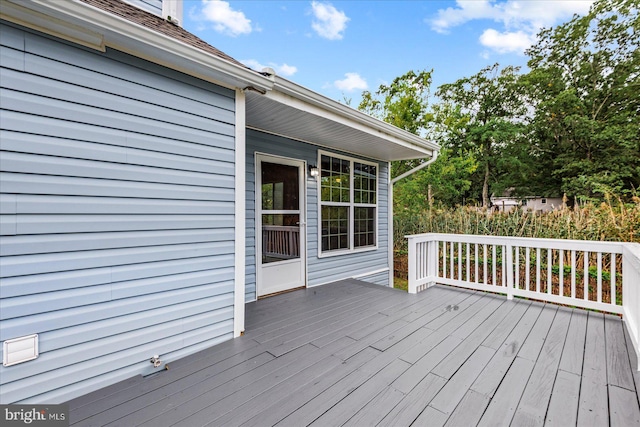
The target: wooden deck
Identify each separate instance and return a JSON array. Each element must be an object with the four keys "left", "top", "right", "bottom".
[{"left": 68, "top": 279, "right": 640, "bottom": 426}]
